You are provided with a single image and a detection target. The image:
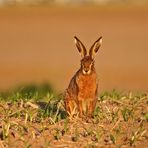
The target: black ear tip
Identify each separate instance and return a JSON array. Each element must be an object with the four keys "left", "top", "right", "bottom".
[
  {"left": 74, "top": 36, "right": 78, "bottom": 39},
  {"left": 74, "top": 36, "right": 81, "bottom": 42}
]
